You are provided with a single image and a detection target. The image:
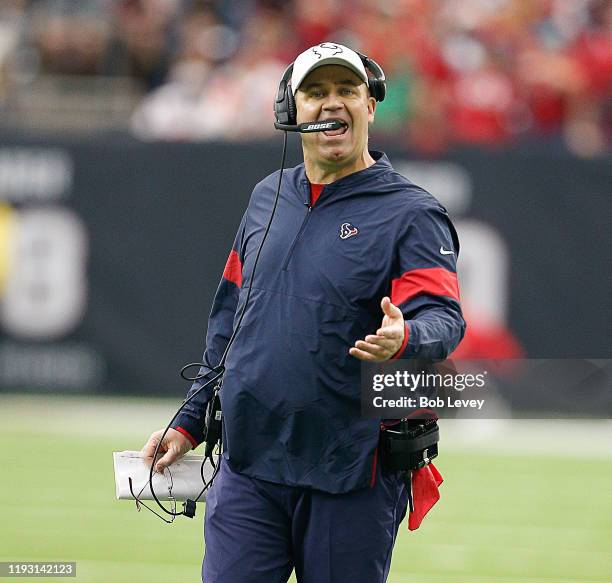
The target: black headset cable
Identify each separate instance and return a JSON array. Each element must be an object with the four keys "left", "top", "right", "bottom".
[{"left": 145, "top": 131, "right": 290, "bottom": 518}]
